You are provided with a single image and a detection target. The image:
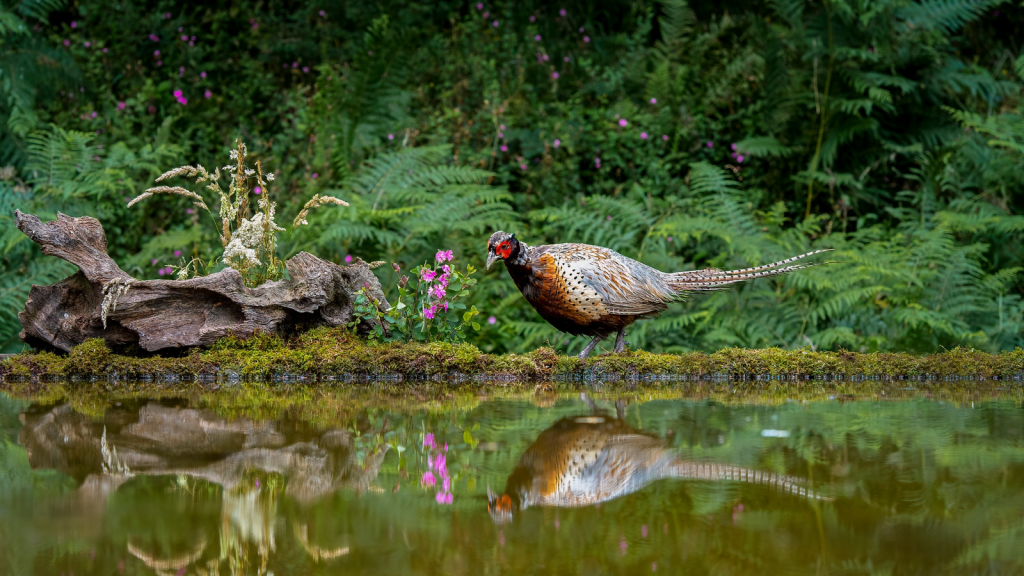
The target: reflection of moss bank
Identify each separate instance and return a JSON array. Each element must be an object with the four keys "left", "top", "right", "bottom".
[{"left": 2, "top": 328, "right": 1023, "bottom": 387}]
